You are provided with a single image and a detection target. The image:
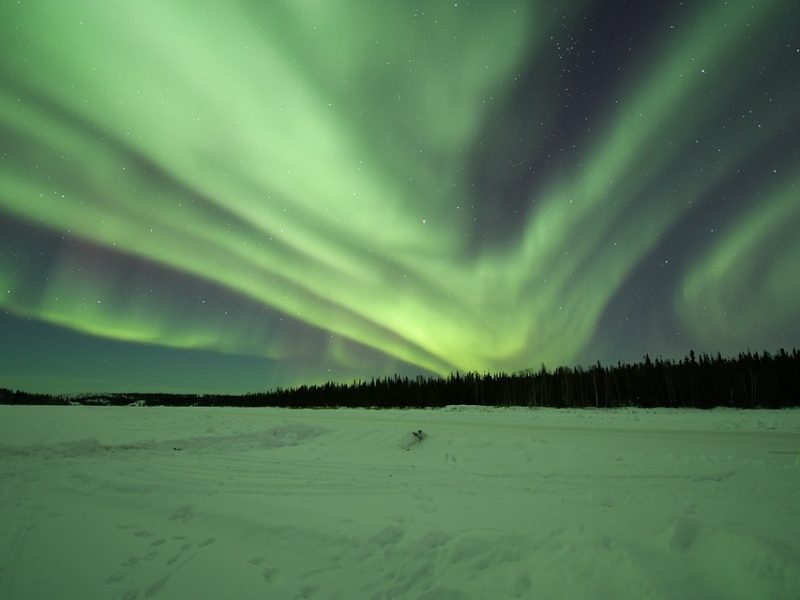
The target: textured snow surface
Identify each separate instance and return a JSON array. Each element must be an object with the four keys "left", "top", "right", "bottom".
[{"left": 1, "top": 405, "right": 799, "bottom": 599}]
